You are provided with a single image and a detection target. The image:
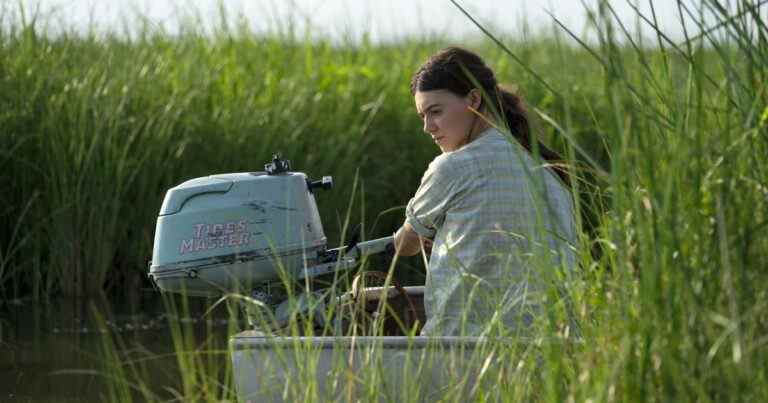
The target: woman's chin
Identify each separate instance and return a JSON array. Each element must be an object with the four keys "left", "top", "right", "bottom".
[{"left": 436, "top": 142, "right": 453, "bottom": 153}]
